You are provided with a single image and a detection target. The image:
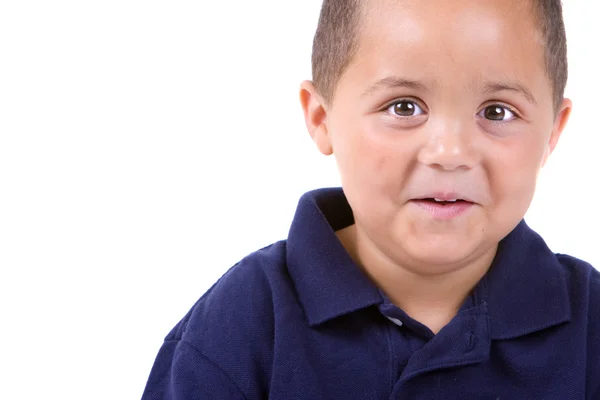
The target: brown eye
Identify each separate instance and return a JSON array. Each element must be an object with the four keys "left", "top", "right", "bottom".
[
  {"left": 388, "top": 100, "right": 424, "bottom": 117},
  {"left": 480, "top": 105, "right": 516, "bottom": 121}
]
